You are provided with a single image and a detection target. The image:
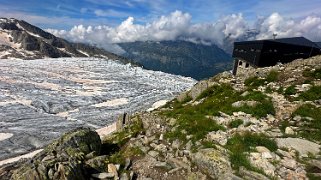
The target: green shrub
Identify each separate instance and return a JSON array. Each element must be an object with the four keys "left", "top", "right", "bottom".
[
  {"left": 163, "top": 84, "right": 275, "bottom": 144},
  {"left": 228, "top": 119, "right": 244, "bottom": 128},
  {"left": 226, "top": 132, "right": 277, "bottom": 171},
  {"left": 237, "top": 91, "right": 275, "bottom": 118},
  {"left": 303, "top": 68, "right": 321, "bottom": 79},
  {"left": 277, "top": 86, "right": 284, "bottom": 94},
  {"left": 244, "top": 76, "right": 266, "bottom": 88},
  {"left": 165, "top": 114, "right": 225, "bottom": 143},
  {"left": 201, "top": 141, "right": 216, "bottom": 149},
  {"left": 284, "top": 85, "right": 296, "bottom": 95},
  {"left": 266, "top": 70, "right": 279, "bottom": 82},
  {"left": 297, "top": 86, "right": 321, "bottom": 101},
  {"left": 292, "top": 104, "right": 321, "bottom": 141},
  {"left": 181, "top": 95, "right": 193, "bottom": 103},
  {"left": 244, "top": 70, "right": 279, "bottom": 89},
  {"left": 265, "top": 86, "right": 273, "bottom": 93},
  {"left": 280, "top": 120, "right": 290, "bottom": 133}
]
